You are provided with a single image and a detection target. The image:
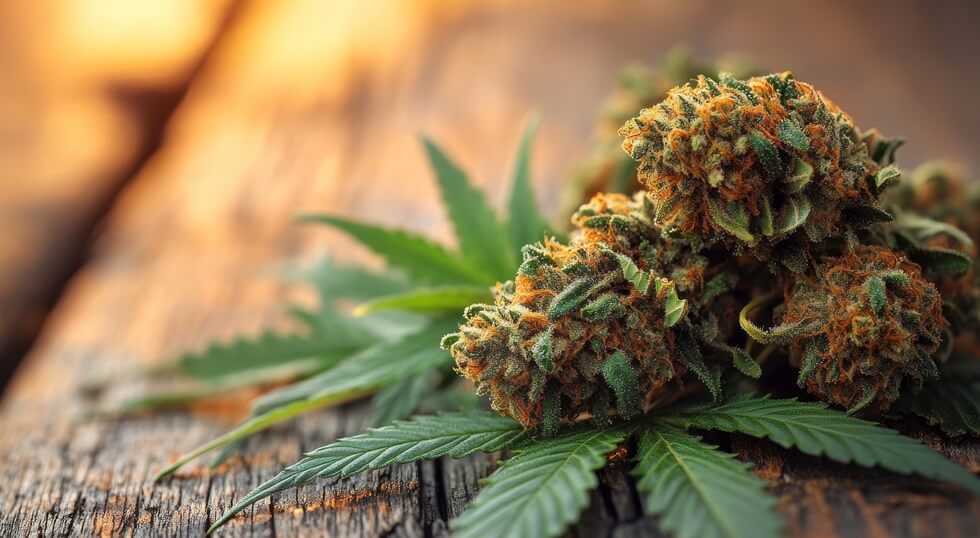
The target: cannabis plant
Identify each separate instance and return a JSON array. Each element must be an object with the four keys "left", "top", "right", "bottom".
[
  {"left": 149, "top": 69, "right": 980, "bottom": 538},
  {"left": 142, "top": 115, "right": 559, "bottom": 474}
]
